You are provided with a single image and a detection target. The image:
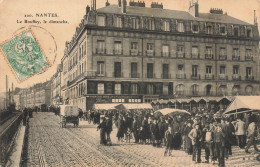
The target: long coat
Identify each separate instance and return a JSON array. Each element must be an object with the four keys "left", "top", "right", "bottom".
[
  {"left": 116, "top": 119, "right": 125, "bottom": 138},
  {"left": 97, "top": 119, "right": 107, "bottom": 145}
]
